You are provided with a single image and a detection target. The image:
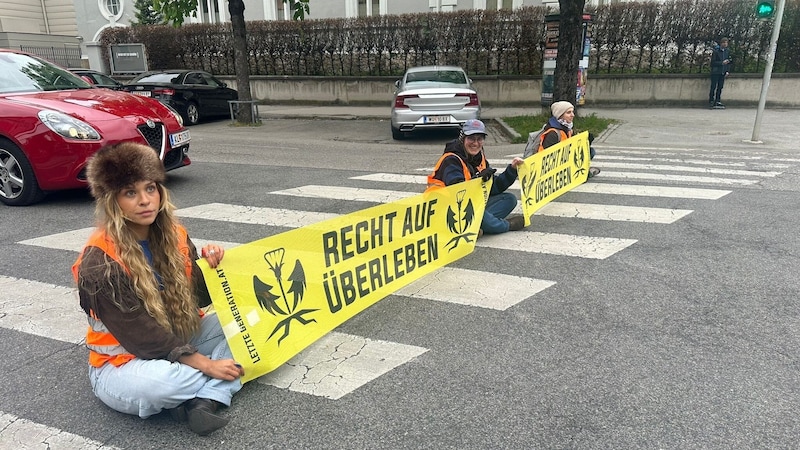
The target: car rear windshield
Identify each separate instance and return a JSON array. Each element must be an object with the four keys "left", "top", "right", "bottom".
[
  {"left": 132, "top": 73, "right": 180, "bottom": 83},
  {"left": 405, "top": 70, "right": 467, "bottom": 84},
  {"left": 0, "top": 52, "right": 91, "bottom": 93}
]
